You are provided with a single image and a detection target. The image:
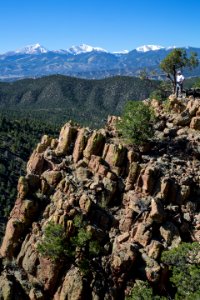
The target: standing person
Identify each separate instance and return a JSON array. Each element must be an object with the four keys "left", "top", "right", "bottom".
[{"left": 176, "top": 70, "right": 185, "bottom": 98}]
